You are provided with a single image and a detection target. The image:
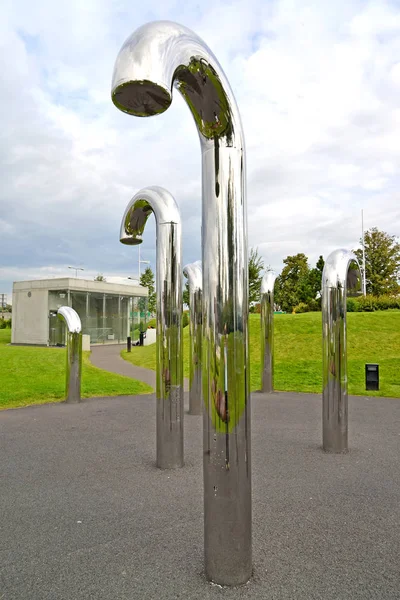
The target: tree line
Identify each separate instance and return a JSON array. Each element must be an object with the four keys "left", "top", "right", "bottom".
[
  {"left": 135, "top": 227, "right": 400, "bottom": 315},
  {"left": 249, "top": 227, "right": 400, "bottom": 313}
]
